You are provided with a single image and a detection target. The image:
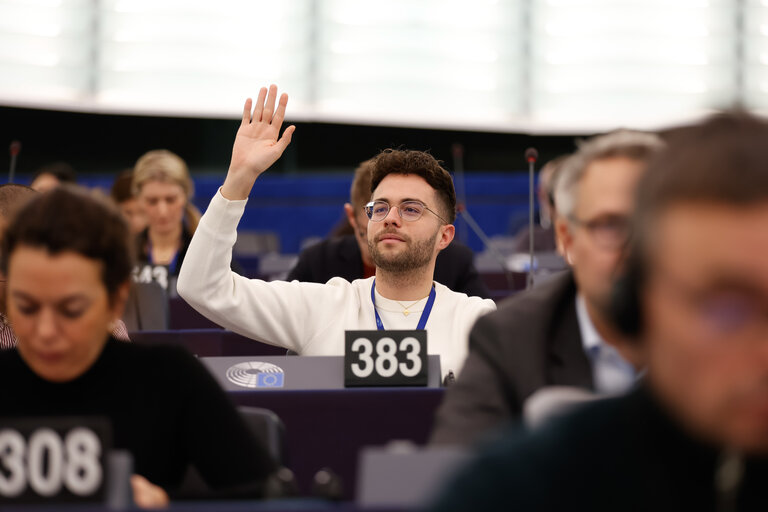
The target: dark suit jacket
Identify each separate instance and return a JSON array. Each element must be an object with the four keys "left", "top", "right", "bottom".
[
  {"left": 286, "top": 234, "right": 491, "bottom": 299},
  {"left": 430, "top": 270, "right": 593, "bottom": 445},
  {"left": 428, "top": 387, "right": 768, "bottom": 511}
]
